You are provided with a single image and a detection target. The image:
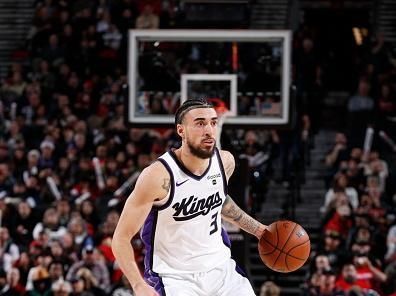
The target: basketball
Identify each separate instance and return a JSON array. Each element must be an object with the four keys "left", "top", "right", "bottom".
[{"left": 258, "top": 220, "right": 310, "bottom": 273}]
